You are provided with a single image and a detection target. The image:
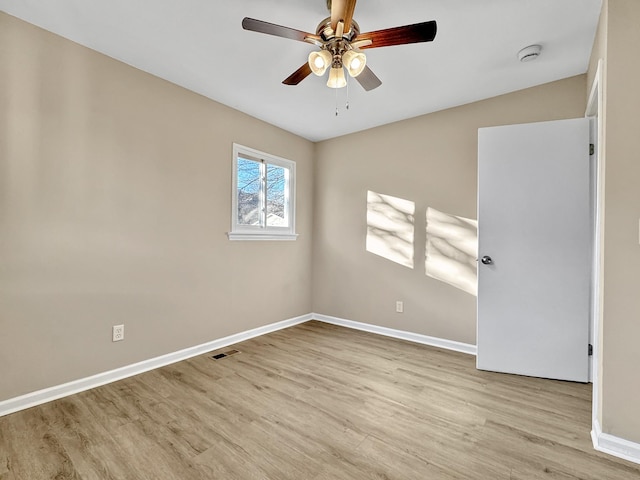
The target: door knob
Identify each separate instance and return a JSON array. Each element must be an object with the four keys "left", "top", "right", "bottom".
[{"left": 481, "top": 255, "right": 493, "bottom": 265}]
